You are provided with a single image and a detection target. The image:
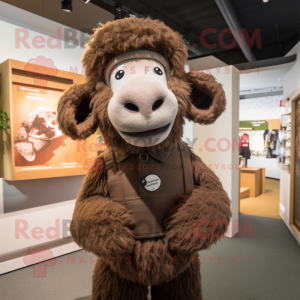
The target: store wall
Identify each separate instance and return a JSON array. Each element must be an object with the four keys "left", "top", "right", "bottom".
[
  {"left": 187, "top": 55, "right": 227, "bottom": 71},
  {"left": 283, "top": 57, "right": 300, "bottom": 99},
  {"left": 285, "top": 41, "right": 300, "bottom": 59},
  {"left": 239, "top": 96, "right": 285, "bottom": 121},
  {"left": 183, "top": 119, "right": 193, "bottom": 146},
  {"left": 0, "top": 3, "right": 106, "bottom": 273},
  {"left": 0, "top": 2, "right": 197, "bottom": 272},
  {"left": 280, "top": 44, "right": 300, "bottom": 245},
  {"left": 0, "top": 2, "right": 97, "bottom": 213},
  {"left": 3, "top": 176, "right": 84, "bottom": 213},
  {"left": 0, "top": 2, "right": 88, "bottom": 72},
  {"left": 189, "top": 65, "right": 240, "bottom": 238}
]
